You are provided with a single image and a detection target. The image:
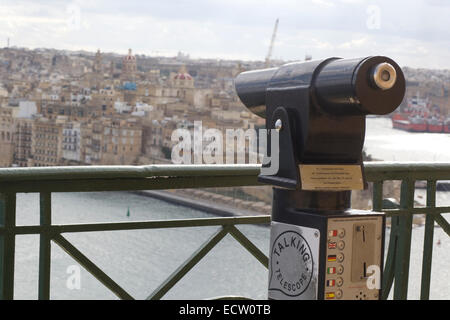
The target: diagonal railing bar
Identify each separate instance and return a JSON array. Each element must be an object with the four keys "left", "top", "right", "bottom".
[
  {"left": 434, "top": 214, "right": 450, "bottom": 237},
  {"left": 147, "top": 226, "right": 230, "bottom": 300},
  {"left": 228, "top": 225, "right": 269, "bottom": 269},
  {"left": 52, "top": 234, "right": 134, "bottom": 300}
]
